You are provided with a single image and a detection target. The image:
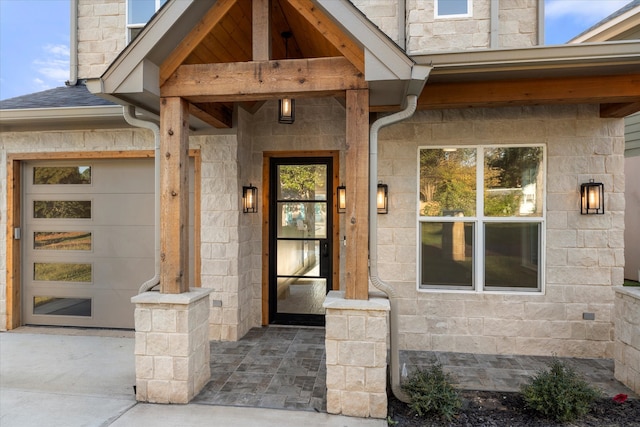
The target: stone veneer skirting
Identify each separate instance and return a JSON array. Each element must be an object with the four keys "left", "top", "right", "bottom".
[
  {"left": 614, "top": 286, "right": 640, "bottom": 394},
  {"left": 324, "top": 291, "right": 390, "bottom": 419},
  {"left": 131, "top": 287, "right": 212, "bottom": 403}
]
